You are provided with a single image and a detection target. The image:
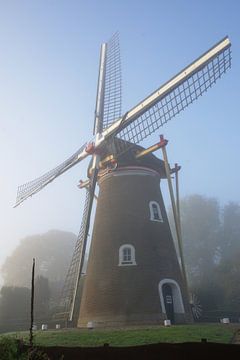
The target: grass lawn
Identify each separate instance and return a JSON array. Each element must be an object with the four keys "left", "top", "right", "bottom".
[{"left": 6, "top": 324, "right": 238, "bottom": 347}]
